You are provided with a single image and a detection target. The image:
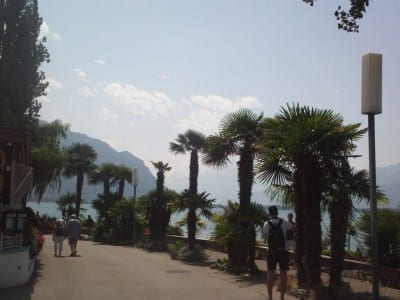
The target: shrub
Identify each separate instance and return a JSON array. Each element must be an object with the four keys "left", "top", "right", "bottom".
[
  {"left": 143, "top": 239, "right": 167, "bottom": 252},
  {"left": 166, "top": 224, "right": 184, "bottom": 236},
  {"left": 210, "top": 258, "right": 230, "bottom": 271},
  {"left": 357, "top": 208, "right": 400, "bottom": 268},
  {"left": 93, "top": 199, "right": 145, "bottom": 244},
  {"left": 168, "top": 240, "right": 186, "bottom": 259},
  {"left": 168, "top": 240, "right": 208, "bottom": 262}
]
